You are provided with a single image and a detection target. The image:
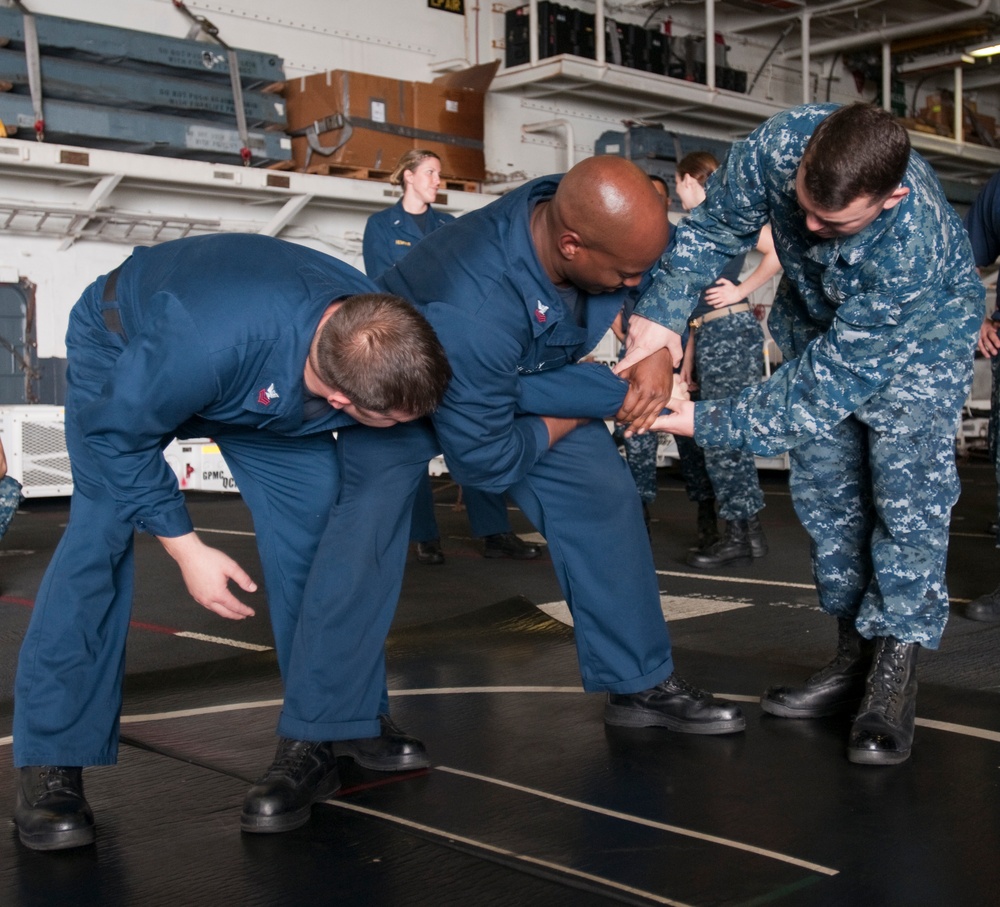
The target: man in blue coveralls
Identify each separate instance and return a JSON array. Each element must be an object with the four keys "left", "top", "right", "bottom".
[
  {"left": 379, "top": 155, "right": 746, "bottom": 735},
  {"left": 12, "top": 233, "right": 451, "bottom": 850},
  {"left": 635, "top": 103, "right": 983, "bottom": 765}
]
